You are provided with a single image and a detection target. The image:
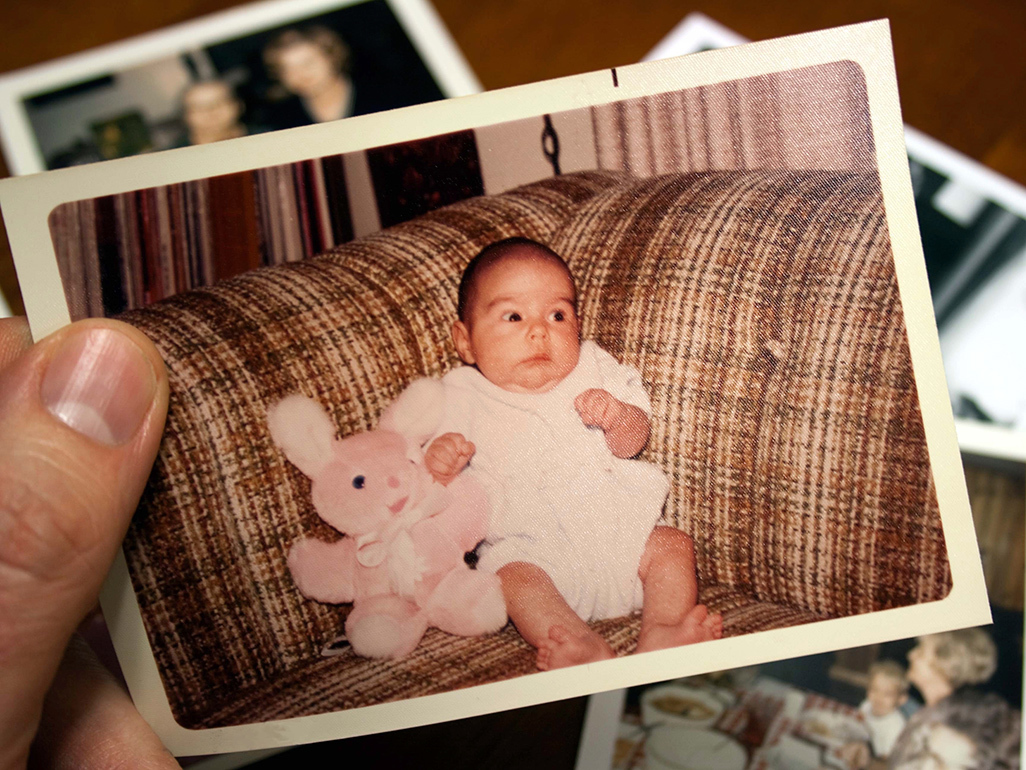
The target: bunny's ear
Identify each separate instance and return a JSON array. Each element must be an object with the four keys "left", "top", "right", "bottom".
[
  {"left": 267, "top": 395, "right": 338, "bottom": 478},
  {"left": 378, "top": 377, "right": 445, "bottom": 447}
]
